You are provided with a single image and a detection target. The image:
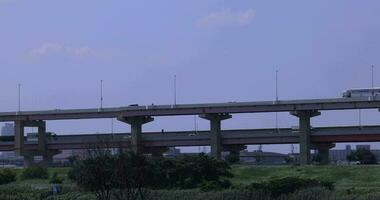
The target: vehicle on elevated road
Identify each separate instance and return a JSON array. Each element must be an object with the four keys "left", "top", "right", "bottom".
[{"left": 343, "top": 88, "right": 380, "bottom": 98}]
